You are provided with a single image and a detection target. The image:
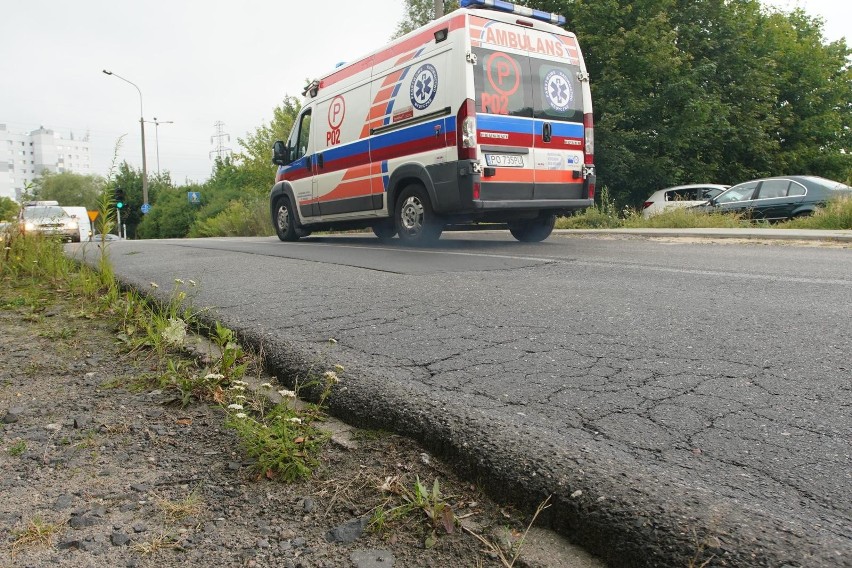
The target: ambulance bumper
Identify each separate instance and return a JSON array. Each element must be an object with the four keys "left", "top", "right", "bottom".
[{"left": 472, "top": 198, "right": 594, "bottom": 210}]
